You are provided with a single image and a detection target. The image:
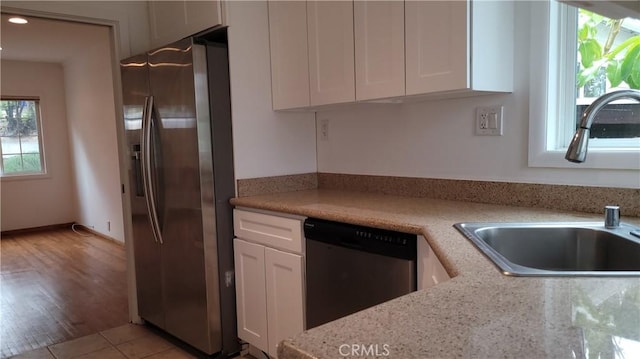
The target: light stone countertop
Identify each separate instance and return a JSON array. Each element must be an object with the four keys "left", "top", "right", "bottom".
[{"left": 230, "top": 189, "right": 640, "bottom": 359}]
